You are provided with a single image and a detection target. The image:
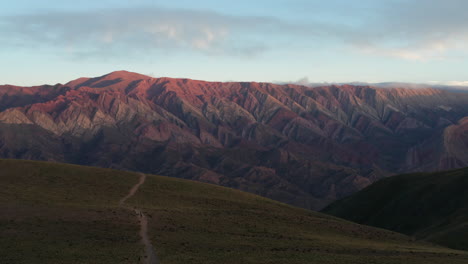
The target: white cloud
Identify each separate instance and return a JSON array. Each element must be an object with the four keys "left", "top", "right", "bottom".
[
  {"left": 428, "top": 81, "right": 468, "bottom": 87},
  {"left": 0, "top": 8, "right": 280, "bottom": 58},
  {"left": 3, "top": 1, "right": 468, "bottom": 62},
  {"left": 347, "top": 0, "right": 468, "bottom": 61},
  {"left": 358, "top": 42, "right": 451, "bottom": 61}
]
